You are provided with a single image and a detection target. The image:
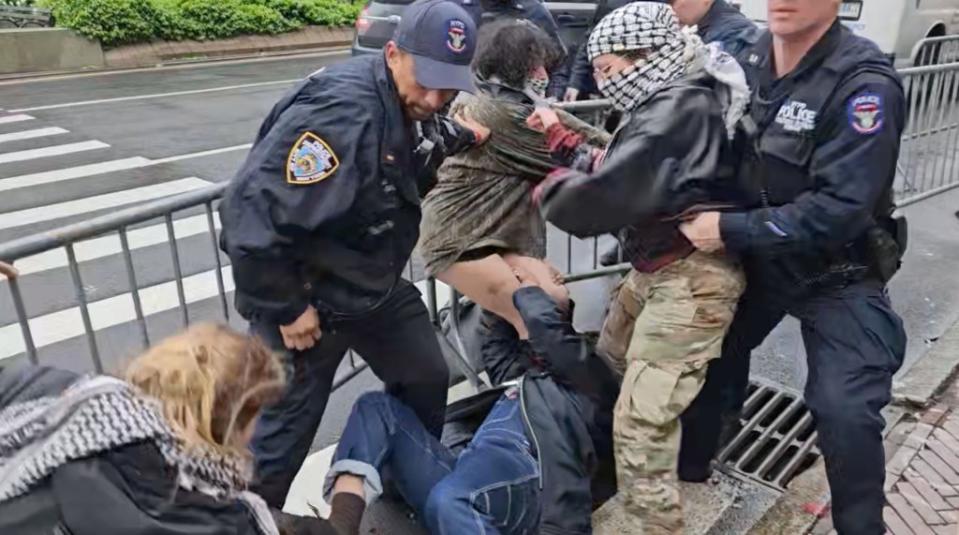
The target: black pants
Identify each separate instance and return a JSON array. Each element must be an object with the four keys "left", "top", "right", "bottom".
[
  {"left": 680, "top": 279, "right": 906, "bottom": 535},
  {"left": 248, "top": 281, "right": 450, "bottom": 508}
]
